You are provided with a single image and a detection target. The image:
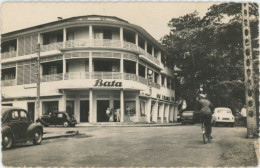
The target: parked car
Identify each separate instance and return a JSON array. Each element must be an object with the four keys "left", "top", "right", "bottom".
[
  {"left": 1, "top": 107, "right": 43, "bottom": 149},
  {"left": 212, "top": 107, "right": 235, "bottom": 127},
  {"left": 36, "top": 112, "right": 77, "bottom": 127},
  {"left": 181, "top": 111, "right": 194, "bottom": 125}
]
